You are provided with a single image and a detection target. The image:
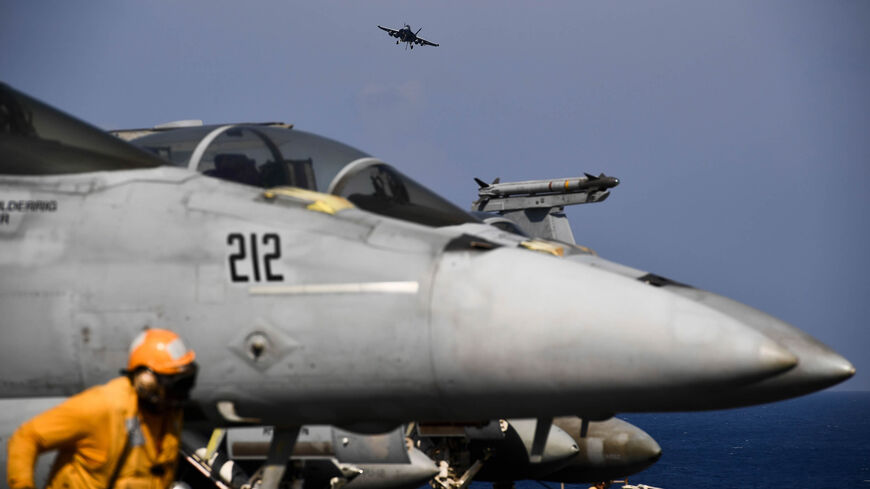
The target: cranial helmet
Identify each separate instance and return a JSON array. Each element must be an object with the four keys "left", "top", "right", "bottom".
[{"left": 127, "top": 328, "right": 196, "bottom": 375}]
